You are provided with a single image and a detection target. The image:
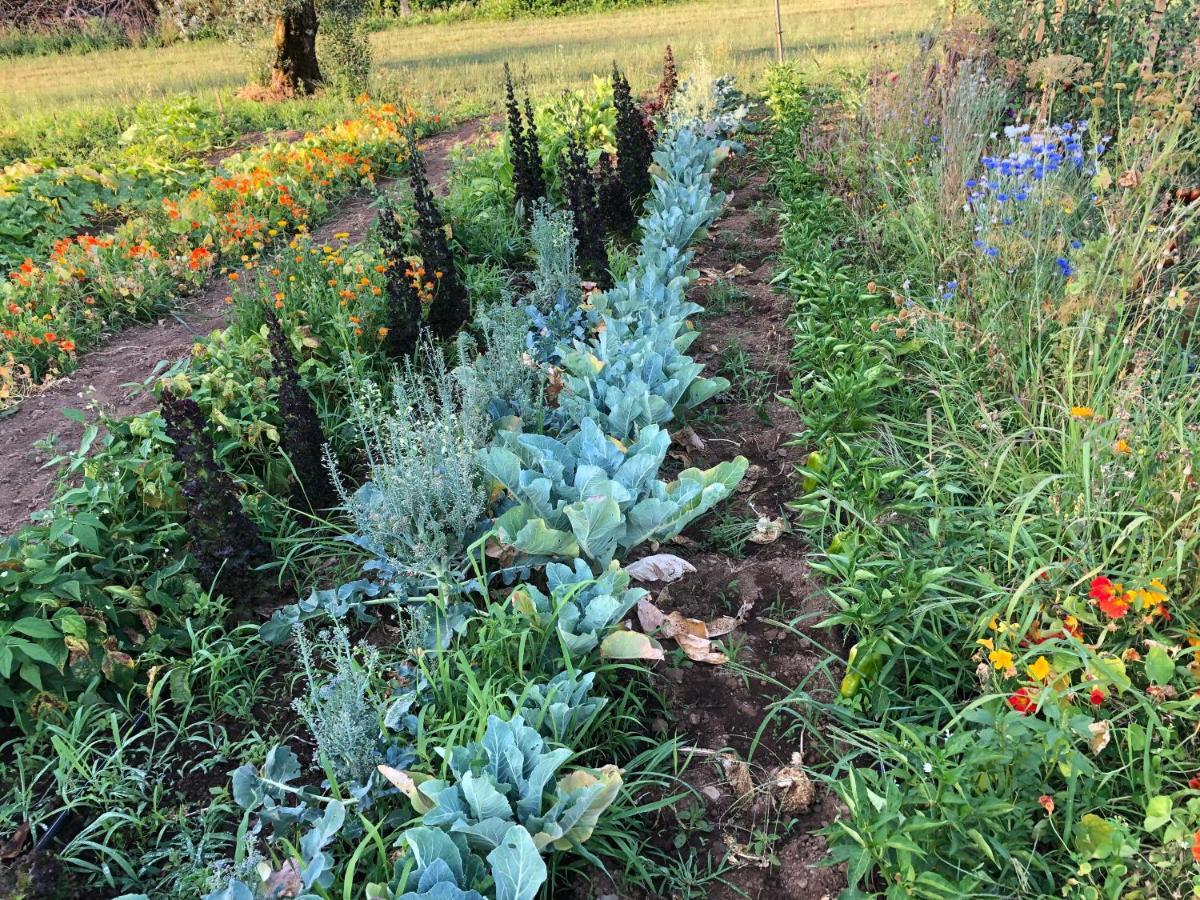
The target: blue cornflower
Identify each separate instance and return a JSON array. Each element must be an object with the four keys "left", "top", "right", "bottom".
[
  {"left": 1070, "top": 239, "right": 1082, "bottom": 250},
  {"left": 984, "top": 246, "right": 1000, "bottom": 258},
  {"left": 1055, "top": 257, "right": 1073, "bottom": 277}
]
